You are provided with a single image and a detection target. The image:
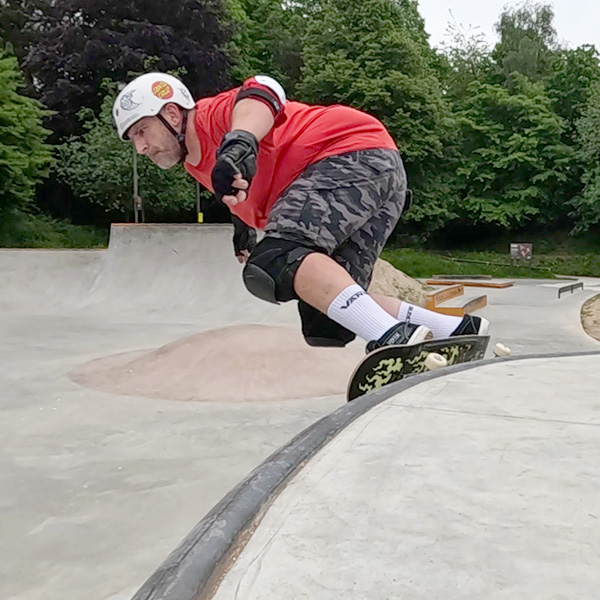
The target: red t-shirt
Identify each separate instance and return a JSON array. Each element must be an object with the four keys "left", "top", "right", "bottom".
[{"left": 184, "top": 86, "right": 397, "bottom": 229}]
